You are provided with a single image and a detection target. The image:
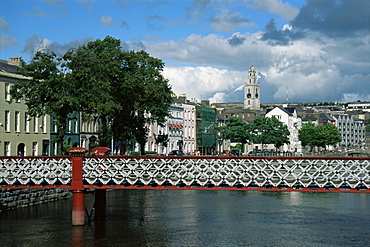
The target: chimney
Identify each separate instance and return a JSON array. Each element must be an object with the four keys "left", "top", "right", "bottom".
[{"left": 8, "top": 57, "right": 22, "bottom": 67}]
